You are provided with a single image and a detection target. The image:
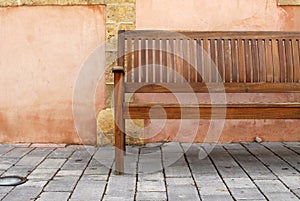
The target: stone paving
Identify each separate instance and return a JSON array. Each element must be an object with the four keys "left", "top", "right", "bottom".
[{"left": 0, "top": 142, "right": 299, "bottom": 201}]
